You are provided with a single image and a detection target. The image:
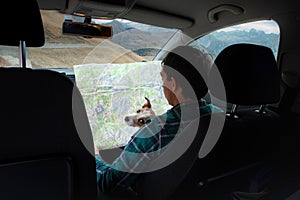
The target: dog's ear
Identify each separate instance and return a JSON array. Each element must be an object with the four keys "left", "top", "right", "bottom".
[{"left": 143, "top": 97, "right": 151, "bottom": 108}]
